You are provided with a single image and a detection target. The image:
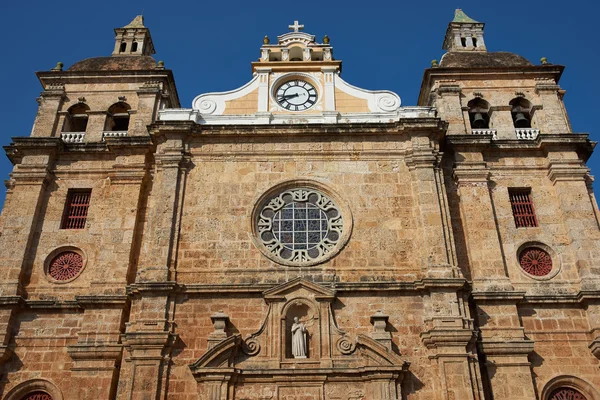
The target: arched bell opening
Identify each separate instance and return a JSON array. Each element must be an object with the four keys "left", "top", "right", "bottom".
[
  {"left": 467, "top": 98, "right": 491, "bottom": 129},
  {"left": 63, "top": 103, "right": 90, "bottom": 133},
  {"left": 510, "top": 97, "right": 533, "bottom": 128}
]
